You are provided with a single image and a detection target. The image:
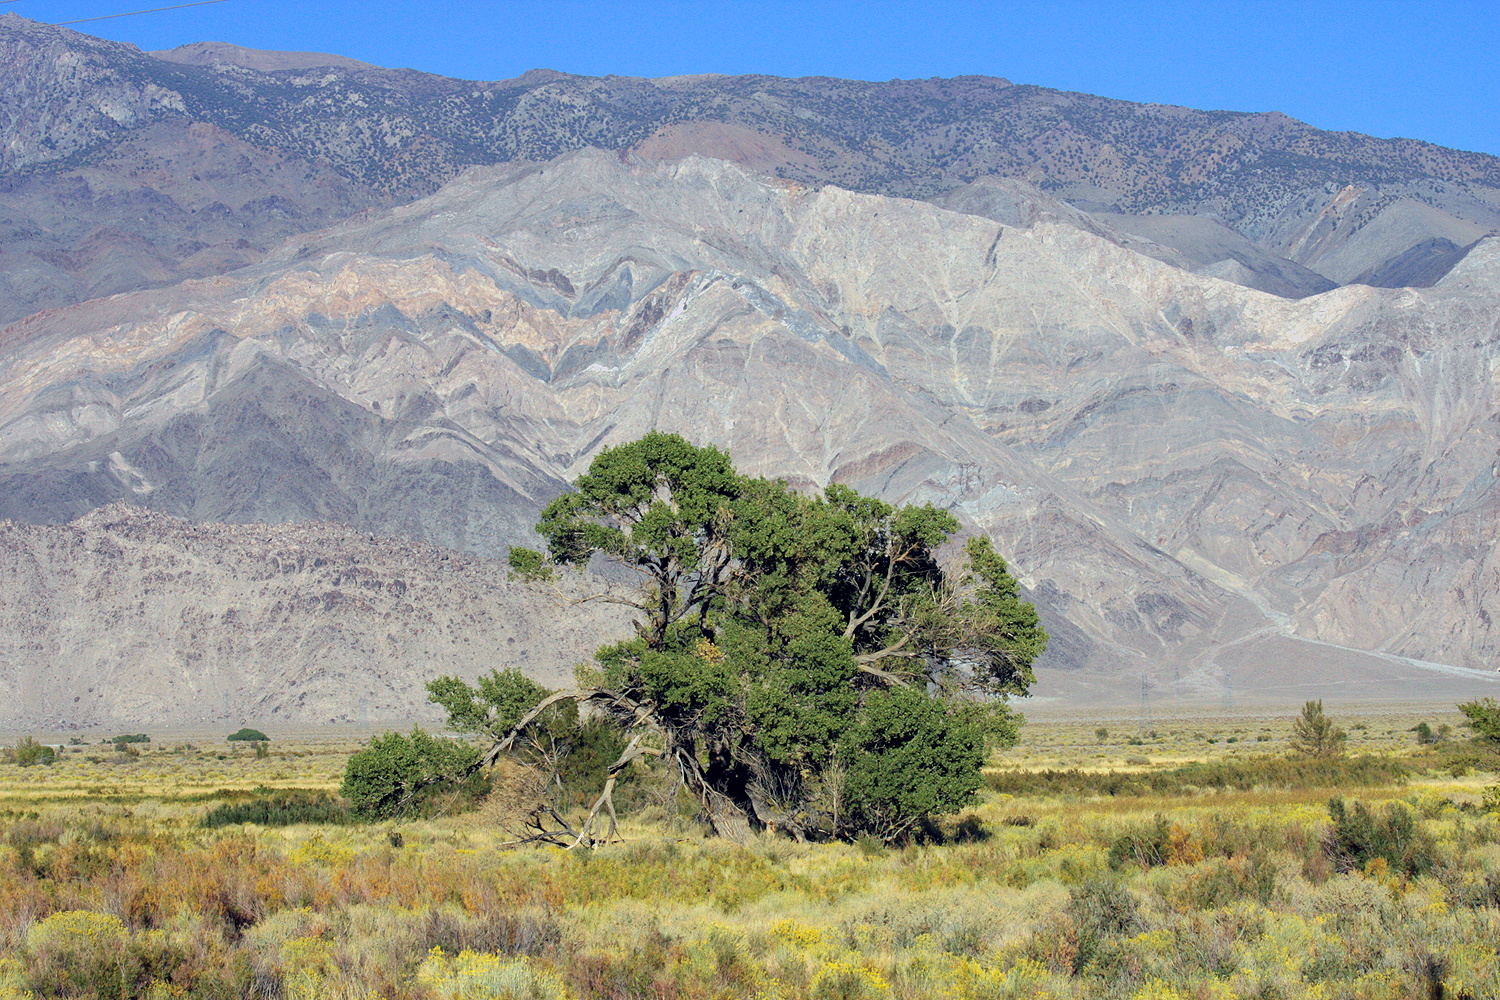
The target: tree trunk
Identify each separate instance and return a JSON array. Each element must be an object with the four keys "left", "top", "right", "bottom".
[{"left": 675, "top": 746, "right": 755, "bottom": 843}]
